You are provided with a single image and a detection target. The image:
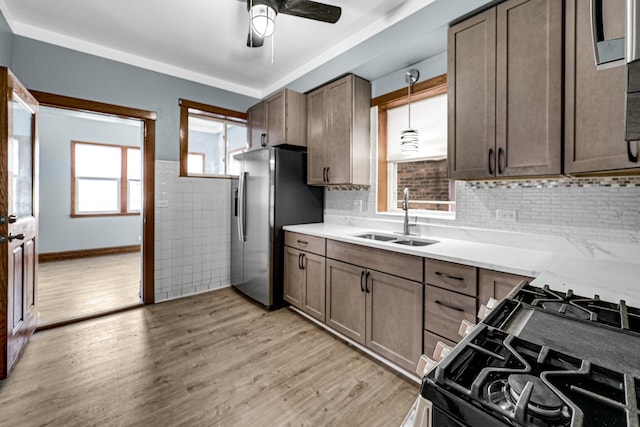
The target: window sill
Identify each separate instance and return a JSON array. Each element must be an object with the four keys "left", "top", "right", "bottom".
[
  {"left": 378, "top": 209, "right": 456, "bottom": 221},
  {"left": 70, "top": 212, "right": 141, "bottom": 218},
  {"left": 179, "top": 173, "right": 232, "bottom": 179}
]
